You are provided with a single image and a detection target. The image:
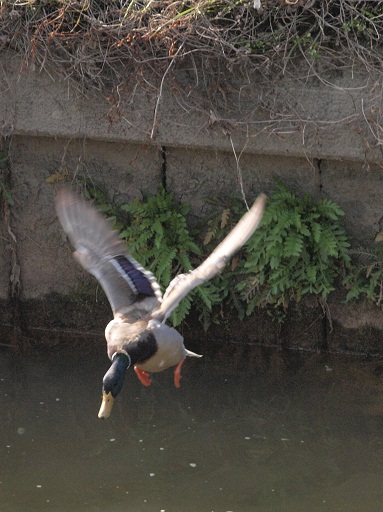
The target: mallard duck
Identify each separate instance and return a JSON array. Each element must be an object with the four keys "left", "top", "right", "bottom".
[{"left": 55, "top": 188, "right": 266, "bottom": 418}]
